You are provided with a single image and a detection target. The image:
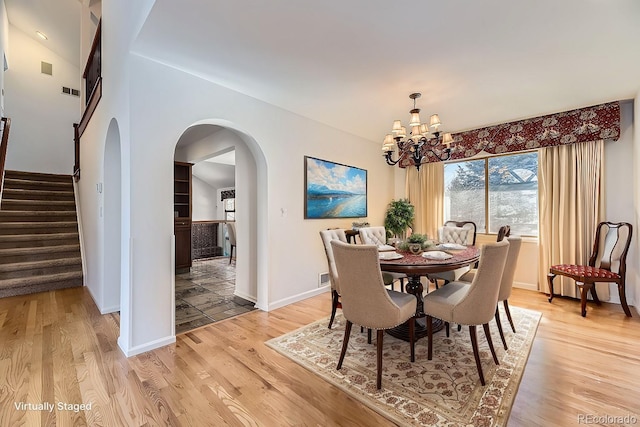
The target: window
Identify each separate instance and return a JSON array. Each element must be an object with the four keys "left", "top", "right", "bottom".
[{"left": 444, "top": 152, "right": 538, "bottom": 236}]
